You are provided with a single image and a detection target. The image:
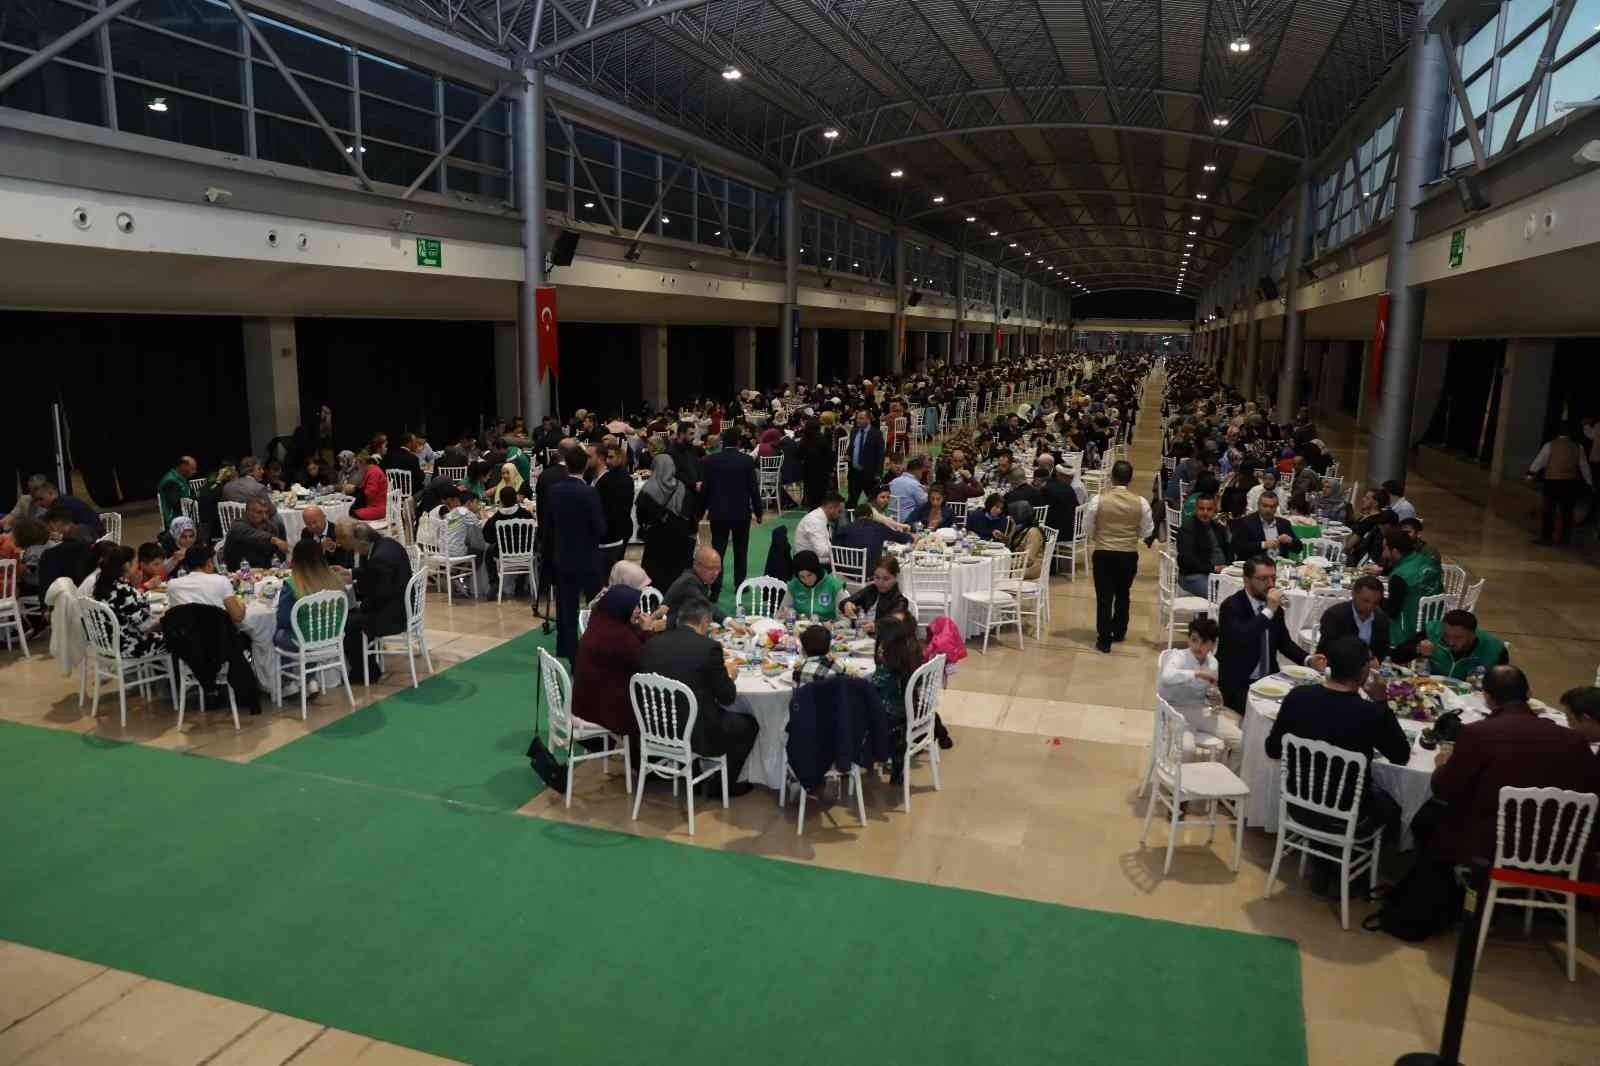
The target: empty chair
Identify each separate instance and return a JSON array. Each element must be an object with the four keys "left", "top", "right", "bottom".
[
  {"left": 493, "top": 518, "right": 538, "bottom": 603},
  {"left": 1264, "top": 736, "right": 1382, "bottom": 929},
  {"left": 540, "top": 648, "right": 630, "bottom": 808},
  {"left": 1142, "top": 699, "right": 1250, "bottom": 876},
  {"left": 629, "top": 672, "right": 727, "bottom": 835},
  {"left": 78, "top": 598, "right": 176, "bottom": 728},
  {"left": 216, "top": 501, "right": 246, "bottom": 540},
  {"left": 273, "top": 590, "right": 356, "bottom": 720},
  {"left": 903, "top": 558, "right": 953, "bottom": 627},
  {"left": 962, "top": 549, "right": 1026, "bottom": 653},
  {"left": 1055, "top": 505, "right": 1090, "bottom": 581},
  {"left": 1474, "top": 787, "right": 1597, "bottom": 981},
  {"left": 362, "top": 569, "right": 433, "bottom": 689},
  {"left": 98, "top": 512, "right": 122, "bottom": 545},
  {"left": 1459, "top": 577, "right": 1486, "bottom": 614},
  {"left": 1305, "top": 537, "right": 1345, "bottom": 564},
  {"left": 1156, "top": 550, "right": 1212, "bottom": 649},
  {"left": 175, "top": 659, "right": 240, "bottom": 732},
  {"left": 435, "top": 465, "right": 467, "bottom": 483},
  {"left": 735, "top": 576, "right": 787, "bottom": 618},
  {"left": 758, "top": 455, "right": 783, "bottom": 512},
  {"left": 1163, "top": 503, "right": 1179, "bottom": 544},
  {"left": 900, "top": 655, "right": 947, "bottom": 811},
  {"left": 0, "top": 559, "right": 29, "bottom": 656},
  {"left": 1440, "top": 563, "right": 1468, "bottom": 608},
  {"left": 829, "top": 545, "right": 868, "bottom": 592}
]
